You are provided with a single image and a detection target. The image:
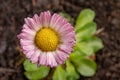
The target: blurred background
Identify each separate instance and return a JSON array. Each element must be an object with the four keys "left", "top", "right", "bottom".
[{"left": 0, "top": 0, "right": 120, "bottom": 80}]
